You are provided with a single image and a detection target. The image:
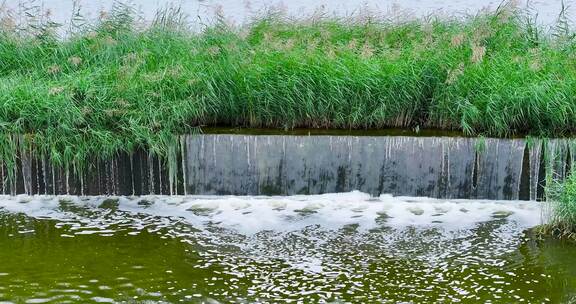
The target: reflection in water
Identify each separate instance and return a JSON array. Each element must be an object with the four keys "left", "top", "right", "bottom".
[{"left": 0, "top": 193, "right": 575, "bottom": 303}]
